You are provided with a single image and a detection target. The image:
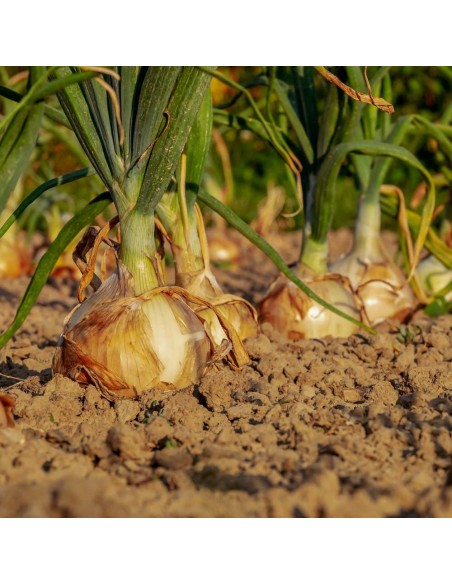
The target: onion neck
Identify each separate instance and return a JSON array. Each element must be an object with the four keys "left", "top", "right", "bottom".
[
  {"left": 172, "top": 207, "right": 222, "bottom": 298},
  {"left": 171, "top": 212, "right": 205, "bottom": 277},
  {"left": 352, "top": 194, "right": 383, "bottom": 260},
  {"left": 299, "top": 228, "right": 328, "bottom": 275},
  {"left": 119, "top": 209, "right": 161, "bottom": 294},
  {"left": 298, "top": 173, "right": 328, "bottom": 275}
]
